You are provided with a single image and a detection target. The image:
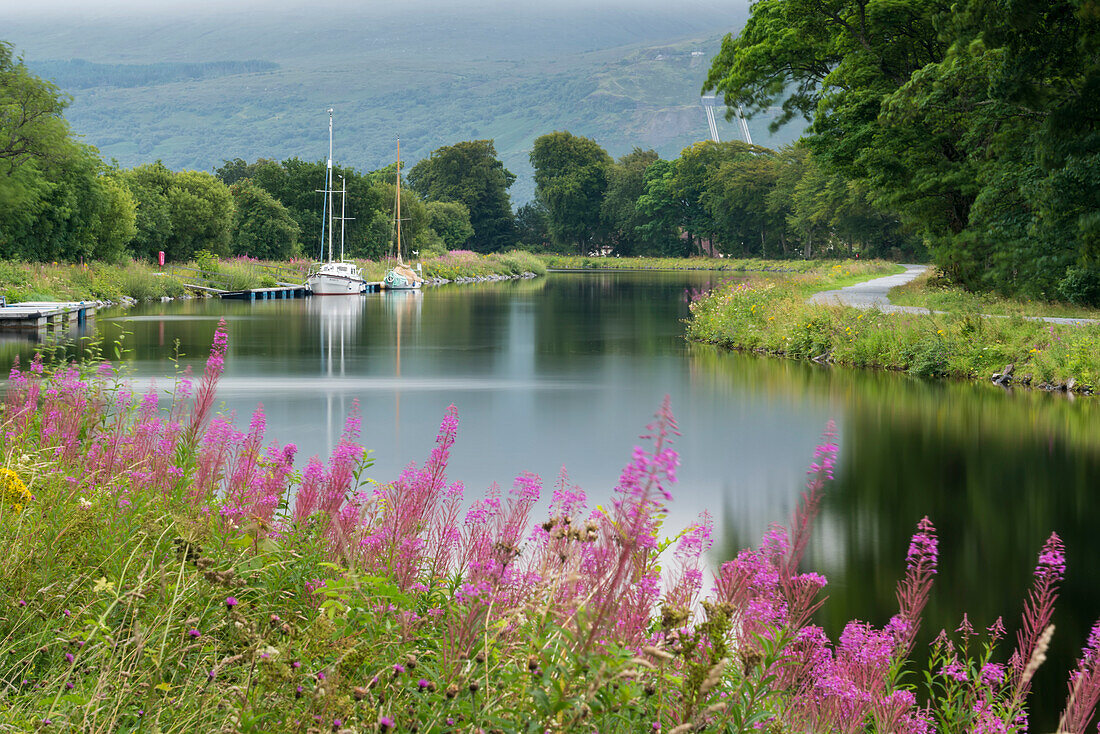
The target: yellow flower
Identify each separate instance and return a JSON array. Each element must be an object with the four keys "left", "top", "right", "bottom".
[
  {"left": 937, "top": 329, "right": 944, "bottom": 335},
  {"left": 0, "top": 468, "right": 31, "bottom": 515}
]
